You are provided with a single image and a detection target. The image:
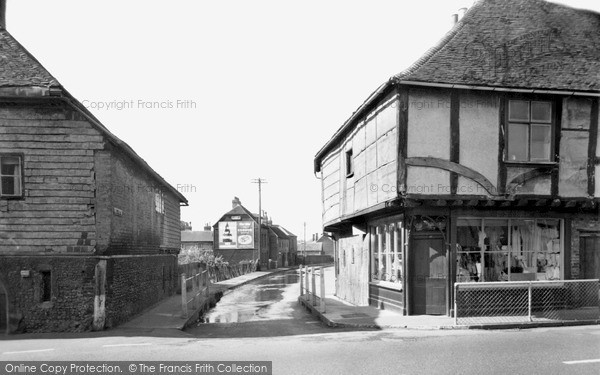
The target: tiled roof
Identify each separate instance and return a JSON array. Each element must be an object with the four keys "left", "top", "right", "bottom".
[
  {"left": 0, "top": 28, "right": 59, "bottom": 87},
  {"left": 270, "top": 226, "right": 289, "bottom": 239},
  {"left": 276, "top": 225, "right": 297, "bottom": 238},
  {"left": 0, "top": 26, "right": 188, "bottom": 203},
  {"left": 181, "top": 231, "right": 213, "bottom": 243},
  {"left": 314, "top": 0, "right": 600, "bottom": 172},
  {"left": 396, "top": 0, "right": 600, "bottom": 92},
  {"left": 301, "top": 242, "right": 323, "bottom": 252}
]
